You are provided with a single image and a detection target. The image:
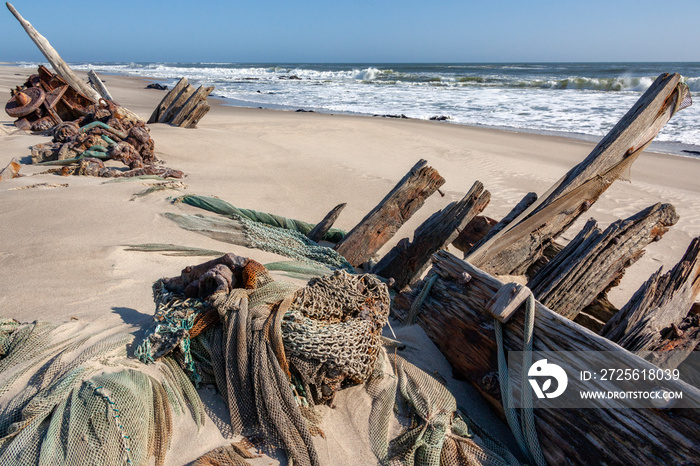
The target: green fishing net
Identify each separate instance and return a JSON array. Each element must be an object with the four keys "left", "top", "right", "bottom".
[{"left": 174, "top": 194, "right": 347, "bottom": 243}]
